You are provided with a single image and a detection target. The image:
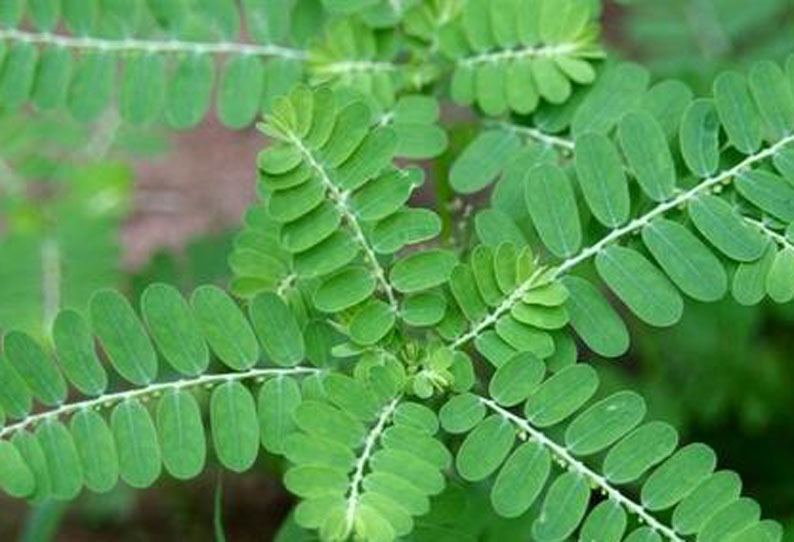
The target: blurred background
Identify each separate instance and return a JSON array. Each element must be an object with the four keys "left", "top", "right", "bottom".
[{"left": 0, "top": 0, "right": 793, "bottom": 539}]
